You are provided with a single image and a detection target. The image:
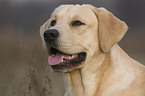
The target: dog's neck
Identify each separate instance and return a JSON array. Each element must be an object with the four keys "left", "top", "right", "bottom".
[{"left": 63, "top": 46, "right": 116, "bottom": 96}]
